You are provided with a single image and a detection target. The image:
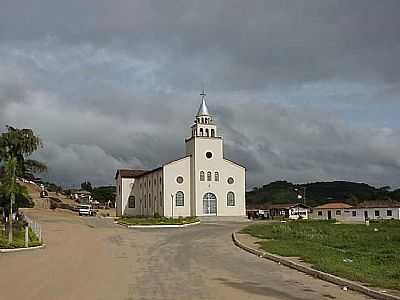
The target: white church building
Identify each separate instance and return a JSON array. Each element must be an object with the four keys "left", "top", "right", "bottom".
[{"left": 115, "top": 93, "right": 246, "bottom": 218}]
